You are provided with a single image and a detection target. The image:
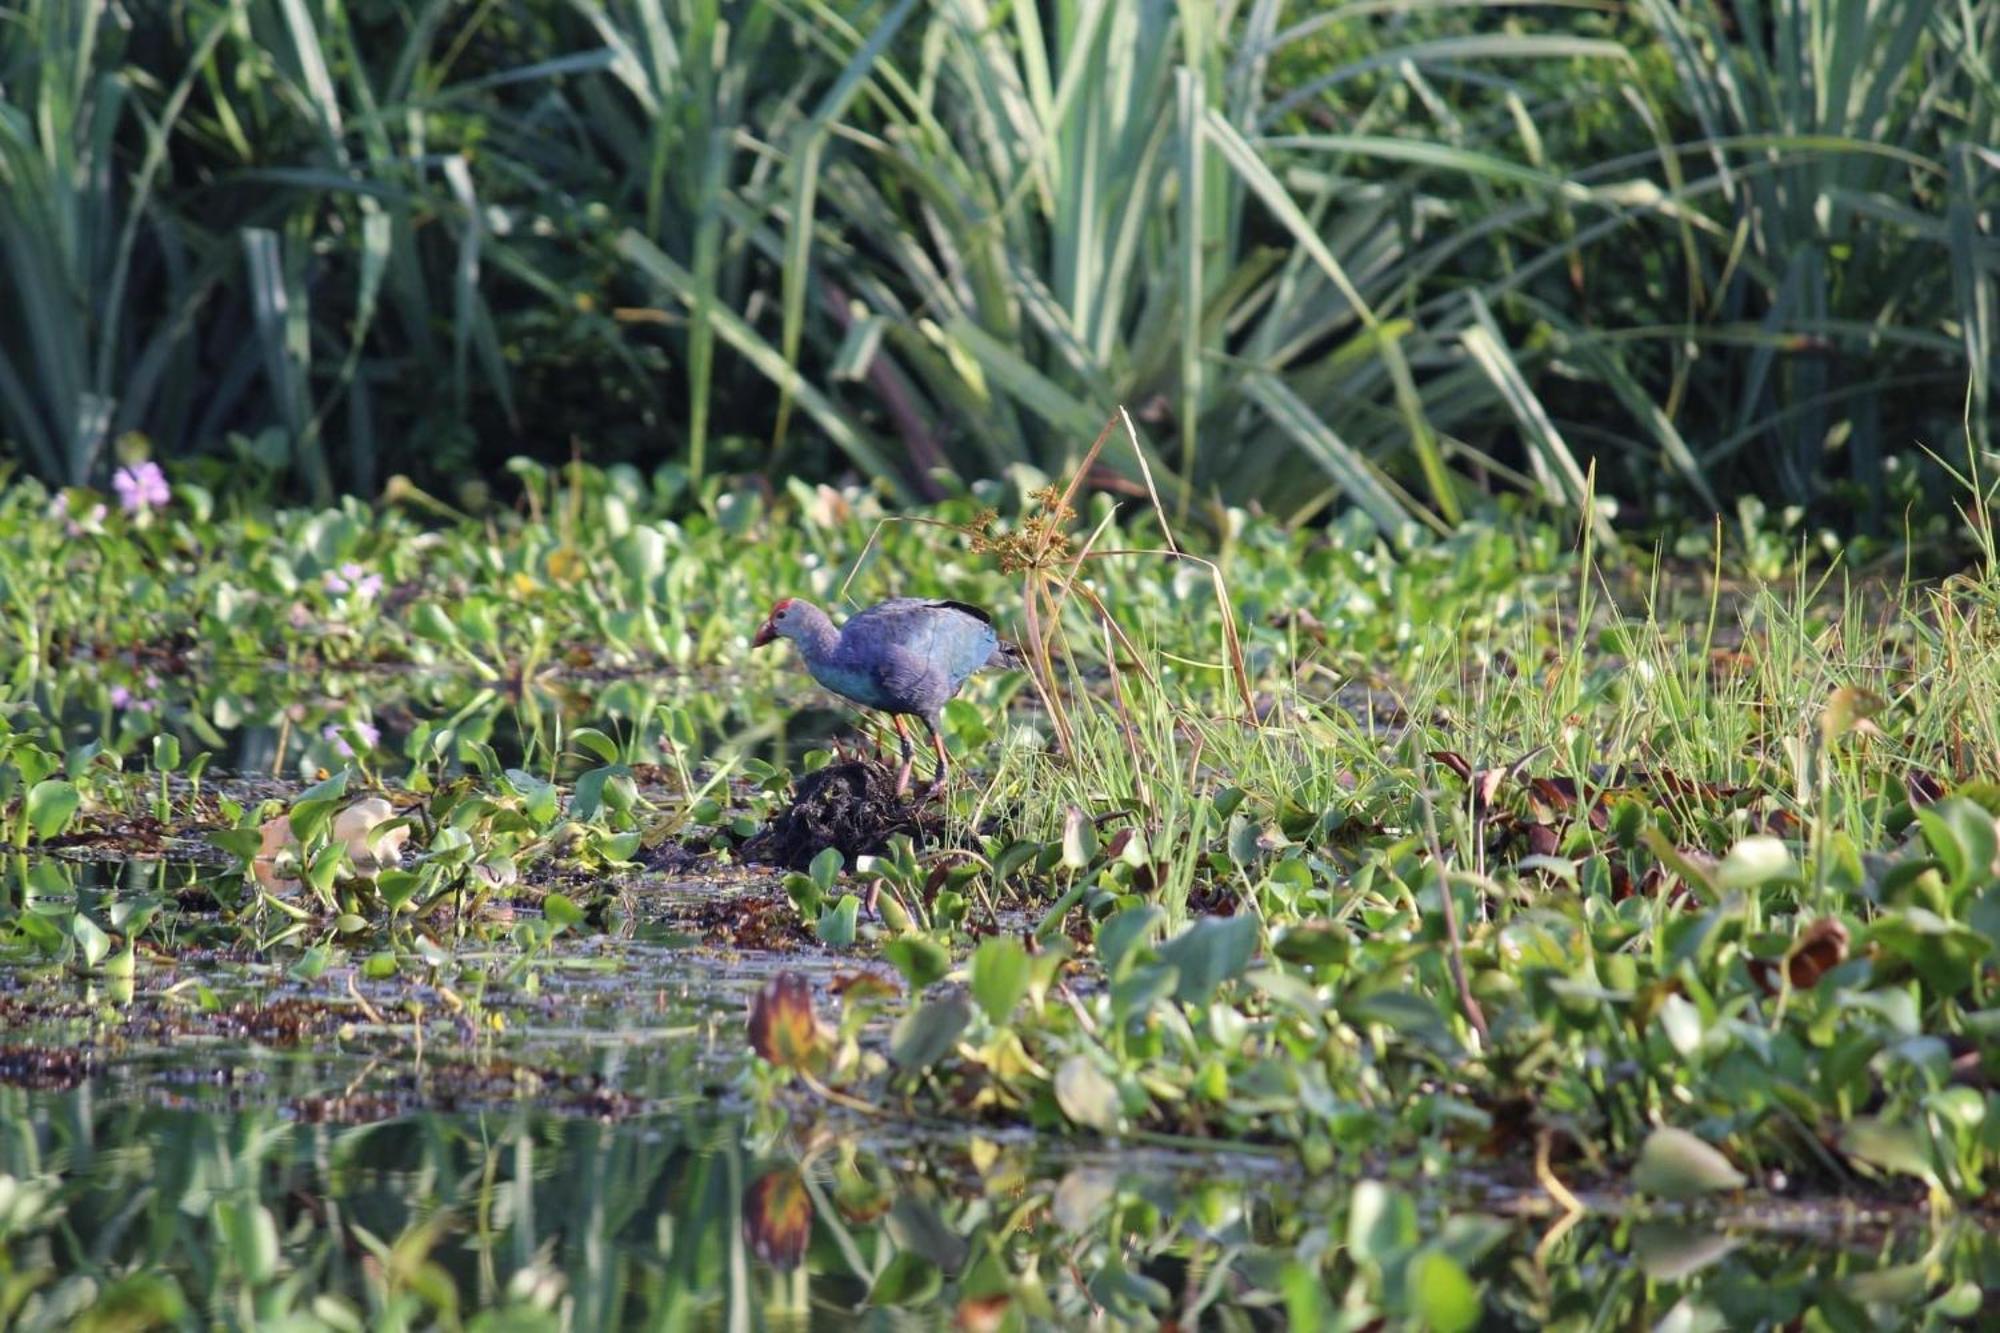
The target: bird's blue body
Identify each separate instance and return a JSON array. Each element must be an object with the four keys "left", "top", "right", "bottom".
[
  {"left": 754, "top": 595, "right": 1017, "bottom": 796},
  {"left": 774, "top": 597, "right": 1001, "bottom": 722}
]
